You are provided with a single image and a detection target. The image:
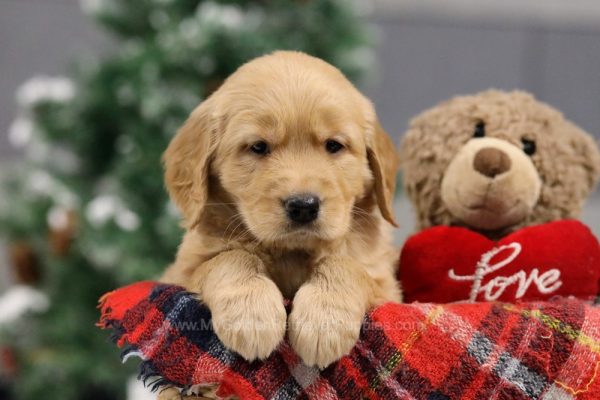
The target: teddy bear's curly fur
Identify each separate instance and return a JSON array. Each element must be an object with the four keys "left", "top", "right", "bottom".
[{"left": 400, "top": 90, "right": 600, "bottom": 238}]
